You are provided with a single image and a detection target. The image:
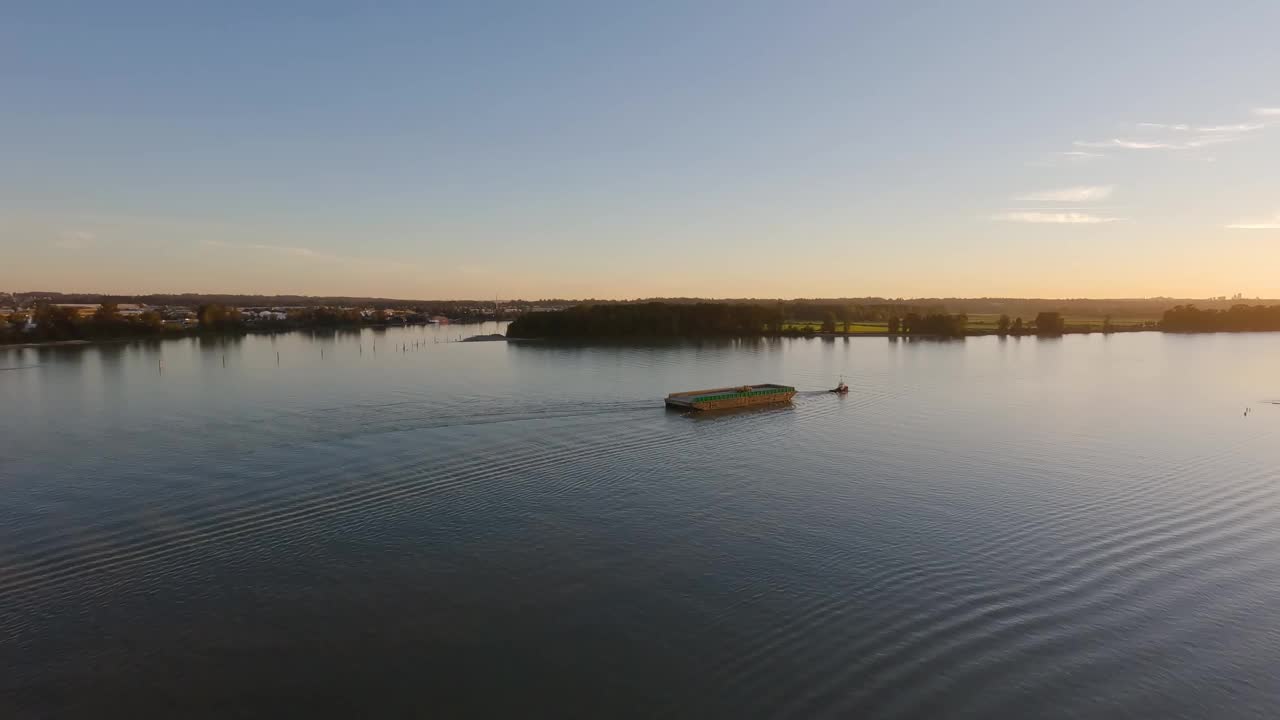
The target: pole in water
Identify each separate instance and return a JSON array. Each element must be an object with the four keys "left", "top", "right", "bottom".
[
  {"left": 222, "top": 354, "right": 226, "bottom": 368},
  {"left": 277, "top": 351, "right": 280, "bottom": 365}
]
